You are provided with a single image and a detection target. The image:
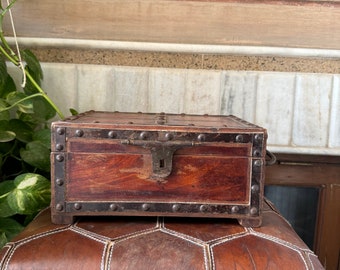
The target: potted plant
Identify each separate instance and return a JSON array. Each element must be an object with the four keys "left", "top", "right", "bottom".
[{"left": 0, "top": 0, "right": 65, "bottom": 248}]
